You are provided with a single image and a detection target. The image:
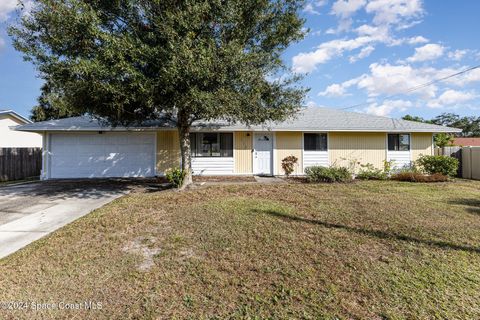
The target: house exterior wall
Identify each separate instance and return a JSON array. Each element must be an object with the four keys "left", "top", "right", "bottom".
[
  {"left": 0, "top": 116, "right": 42, "bottom": 148},
  {"left": 156, "top": 131, "right": 180, "bottom": 174},
  {"left": 411, "top": 133, "right": 434, "bottom": 160},
  {"left": 234, "top": 131, "right": 253, "bottom": 174},
  {"left": 274, "top": 132, "right": 303, "bottom": 175},
  {"left": 153, "top": 130, "right": 435, "bottom": 176},
  {"left": 328, "top": 132, "right": 386, "bottom": 170}
]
